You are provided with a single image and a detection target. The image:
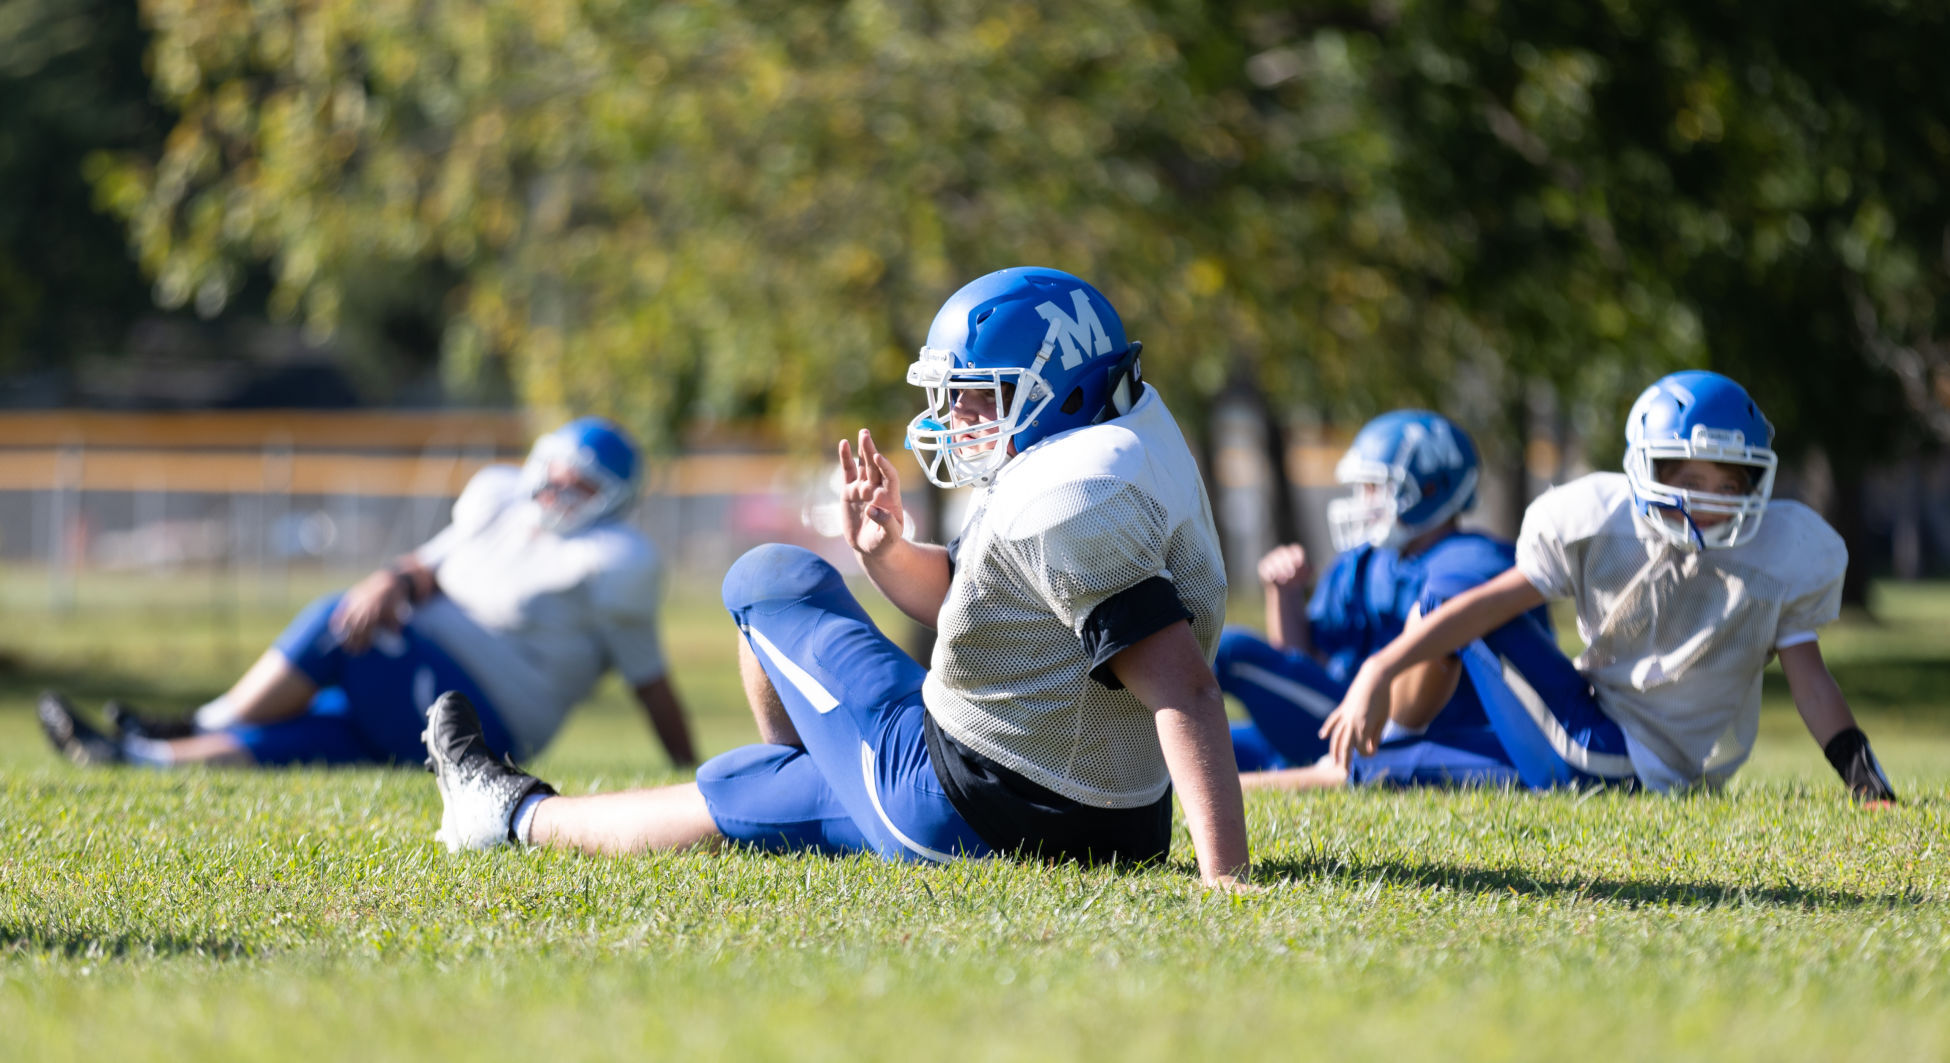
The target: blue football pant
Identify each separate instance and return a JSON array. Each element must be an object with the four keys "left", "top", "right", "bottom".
[
  {"left": 1217, "top": 626, "right": 1521, "bottom": 787},
  {"left": 225, "top": 592, "right": 516, "bottom": 766},
  {"left": 1459, "top": 638, "right": 1637, "bottom": 791},
  {"left": 1214, "top": 627, "right": 1341, "bottom": 770},
  {"left": 697, "top": 544, "right": 991, "bottom": 863}
]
